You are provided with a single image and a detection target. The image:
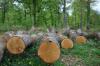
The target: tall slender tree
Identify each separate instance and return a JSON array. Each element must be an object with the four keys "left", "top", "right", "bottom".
[{"left": 63, "top": 0, "right": 67, "bottom": 28}]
